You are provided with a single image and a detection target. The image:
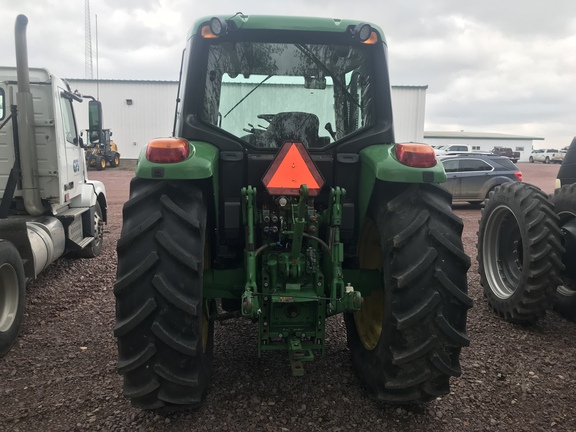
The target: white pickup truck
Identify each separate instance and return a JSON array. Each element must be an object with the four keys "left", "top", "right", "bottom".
[
  {"left": 552, "top": 149, "right": 567, "bottom": 164},
  {"left": 529, "top": 148, "right": 561, "bottom": 164},
  {"left": 434, "top": 144, "right": 474, "bottom": 155}
]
